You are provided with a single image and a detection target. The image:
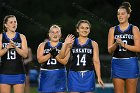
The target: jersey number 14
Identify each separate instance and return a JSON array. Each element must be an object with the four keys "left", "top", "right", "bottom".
[{"left": 76, "top": 54, "right": 86, "bottom": 66}]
